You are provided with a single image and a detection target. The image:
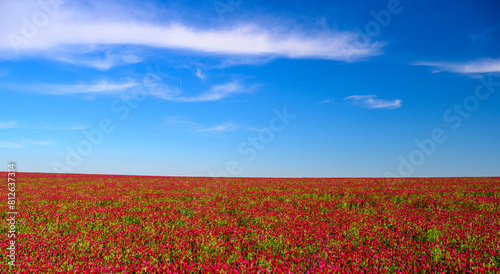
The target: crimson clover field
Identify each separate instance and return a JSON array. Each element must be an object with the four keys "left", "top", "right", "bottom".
[{"left": 2, "top": 173, "right": 500, "bottom": 273}]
